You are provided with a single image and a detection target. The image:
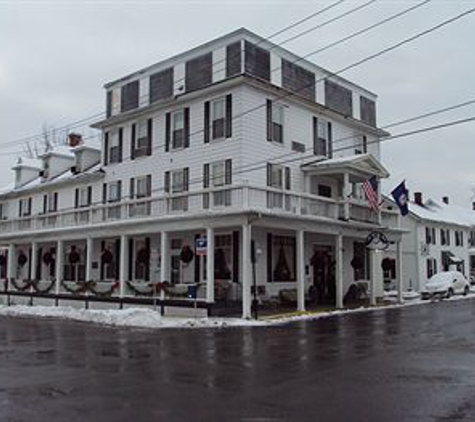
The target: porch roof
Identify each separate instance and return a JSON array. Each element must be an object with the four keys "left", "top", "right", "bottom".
[{"left": 301, "top": 153, "right": 390, "bottom": 180}]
